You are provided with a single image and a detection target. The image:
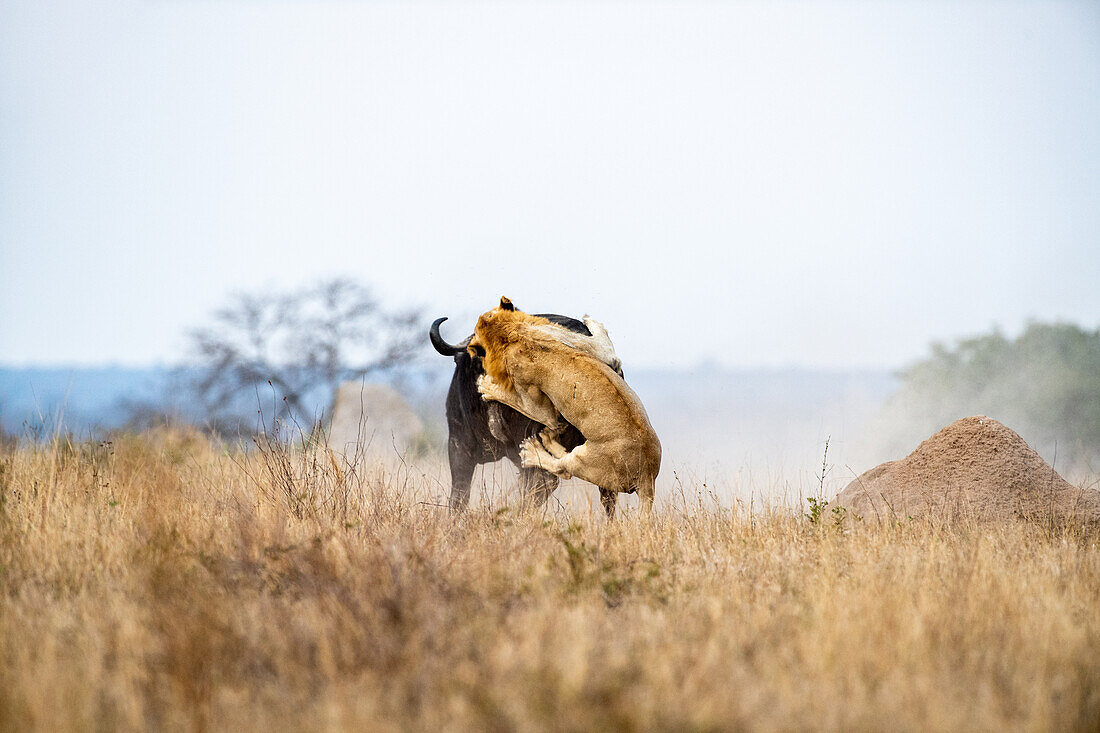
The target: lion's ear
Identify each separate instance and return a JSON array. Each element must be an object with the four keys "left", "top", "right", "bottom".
[
  {"left": 499, "top": 296, "right": 515, "bottom": 311},
  {"left": 466, "top": 336, "right": 486, "bottom": 359}
]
